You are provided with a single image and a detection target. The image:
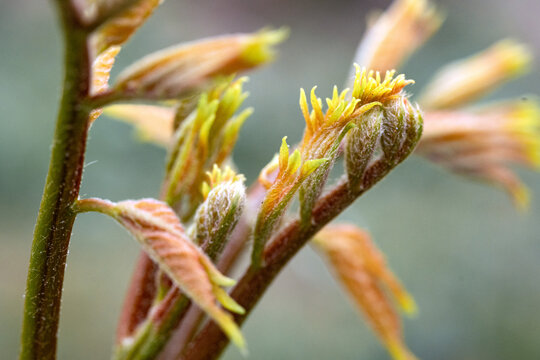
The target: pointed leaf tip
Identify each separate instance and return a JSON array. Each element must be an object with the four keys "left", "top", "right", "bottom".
[
  {"left": 301, "top": 158, "right": 329, "bottom": 177},
  {"left": 105, "top": 199, "right": 246, "bottom": 347}
]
